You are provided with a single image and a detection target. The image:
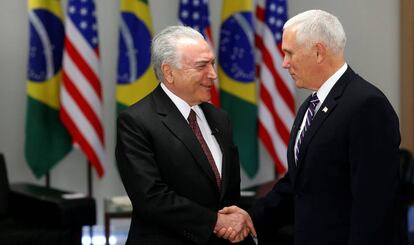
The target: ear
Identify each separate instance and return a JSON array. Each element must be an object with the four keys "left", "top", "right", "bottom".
[
  {"left": 161, "top": 63, "right": 174, "bottom": 84},
  {"left": 315, "top": 42, "right": 327, "bottom": 64}
]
